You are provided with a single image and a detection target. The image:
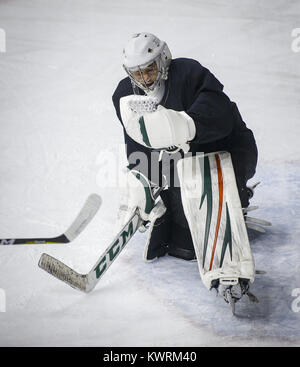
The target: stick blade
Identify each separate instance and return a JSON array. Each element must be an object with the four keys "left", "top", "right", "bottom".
[
  {"left": 64, "top": 193, "right": 102, "bottom": 242},
  {"left": 38, "top": 253, "right": 88, "bottom": 292},
  {"left": 0, "top": 193, "right": 102, "bottom": 245}
]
